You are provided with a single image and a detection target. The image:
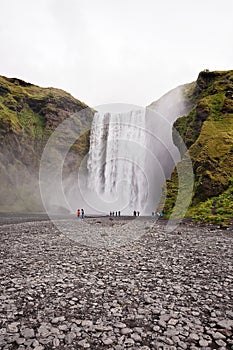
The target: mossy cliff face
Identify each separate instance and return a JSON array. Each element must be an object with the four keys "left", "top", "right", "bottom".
[
  {"left": 0, "top": 76, "right": 93, "bottom": 212},
  {"left": 163, "top": 70, "right": 233, "bottom": 226}
]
